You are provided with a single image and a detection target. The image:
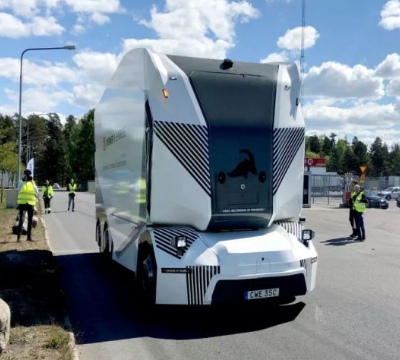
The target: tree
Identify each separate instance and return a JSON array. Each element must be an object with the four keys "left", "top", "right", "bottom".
[
  {"left": 352, "top": 137, "right": 369, "bottom": 173},
  {"left": 65, "top": 110, "right": 95, "bottom": 186},
  {"left": 343, "top": 147, "right": 358, "bottom": 173},
  {"left": 36, "top": 113, "right": 66, "bottom": 184},
  {"left": 369, "top": 137, "right": 390, "bottom": 176},
  {"left": 321, "top": 136, "right": 333, "bottom": 156},
  {"left": 308, "top": 135, "right": 321, "bottom": 154},
  {"left": 27, "top": 114, "right": 47, "bottom": 162},
  {"left": 0, "top": 130, "right": 18, "bottom": 201},
  {"left": 388, "top": 144, "right": 400, "bottom": 176},
  {"left": 328, "top": 139, "right": 347, "bottom": 173}
]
